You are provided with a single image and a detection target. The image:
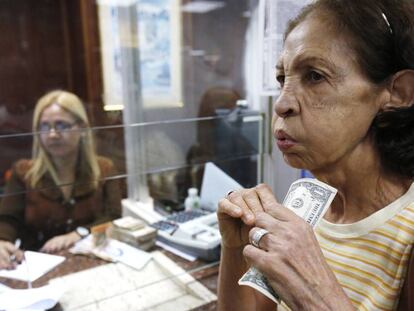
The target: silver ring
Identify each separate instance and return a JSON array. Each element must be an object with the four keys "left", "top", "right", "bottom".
[
  {"left": 226, "top": 190, "right": 235, "bottom": 198},
  {"left": 251, "top": 228, "right": 269, "bottom": 248}
]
